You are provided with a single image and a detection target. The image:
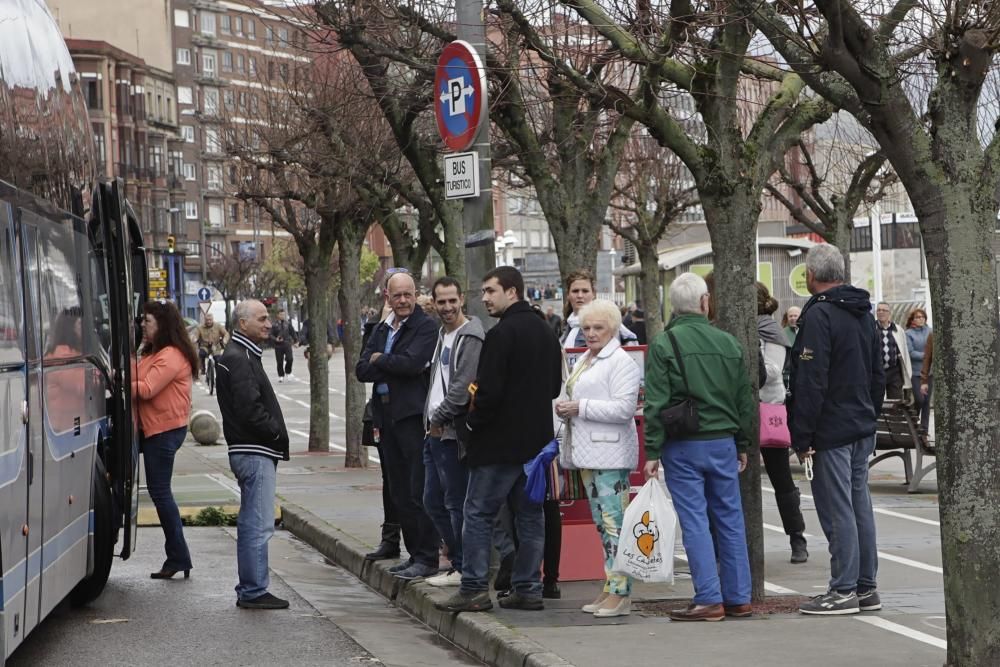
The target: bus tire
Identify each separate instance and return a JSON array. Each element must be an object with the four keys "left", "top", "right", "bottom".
[{"left": 69, "top": 462, "right": 114, "bottom": 606}]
